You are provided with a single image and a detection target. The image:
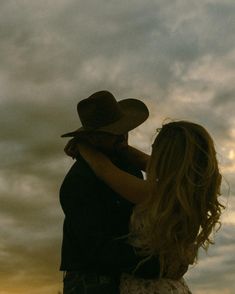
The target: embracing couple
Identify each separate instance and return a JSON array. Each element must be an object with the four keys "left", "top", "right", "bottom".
[{"left": 59, "top": 91, "right": 224, "bottom": 294}]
